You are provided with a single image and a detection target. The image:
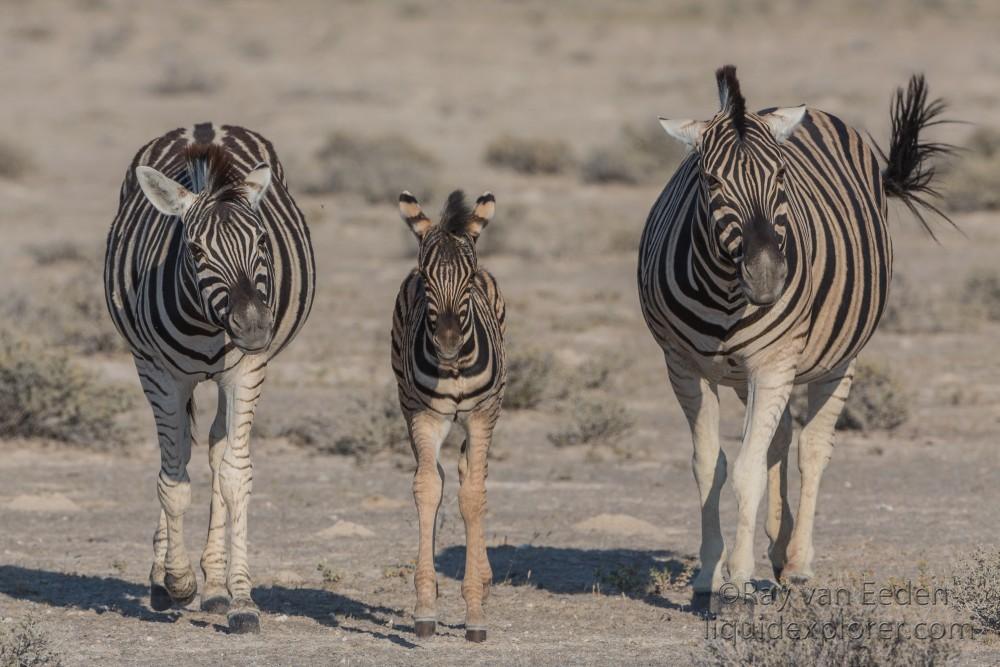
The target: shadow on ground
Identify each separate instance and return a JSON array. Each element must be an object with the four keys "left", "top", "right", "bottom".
[
  {"left": 0, "top": 566, "right": 417, "bottom": 648},
  {"left": 435, "top": 544, "right": 715, "bottom": 614}
]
